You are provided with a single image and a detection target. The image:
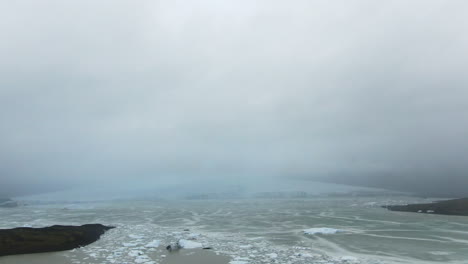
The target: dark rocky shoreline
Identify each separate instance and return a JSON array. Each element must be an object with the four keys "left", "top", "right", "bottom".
[
  {"left": 0, "top": 224, "right": 114, "bottom": 257},
  {"left": 383, "top": 198, "right": 468, "bottom": 216}
]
